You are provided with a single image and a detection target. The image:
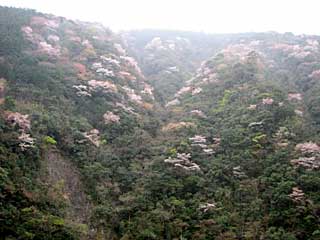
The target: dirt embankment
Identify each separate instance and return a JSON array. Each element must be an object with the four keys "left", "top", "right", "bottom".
[{"left": 41, "top": 147, "right": 91, "bottom": 225}]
